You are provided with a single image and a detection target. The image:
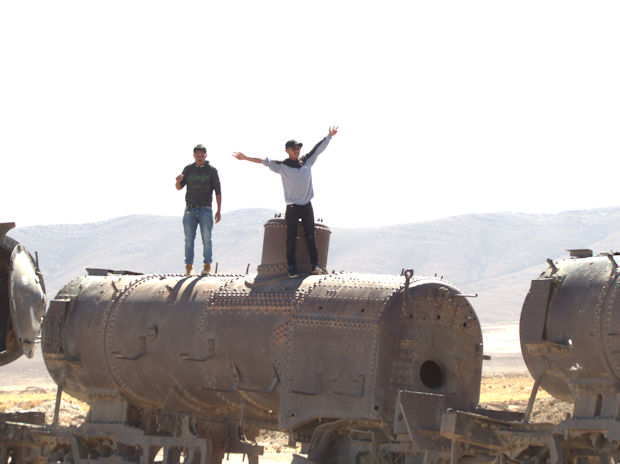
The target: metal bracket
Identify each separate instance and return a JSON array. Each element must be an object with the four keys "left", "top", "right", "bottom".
[
  {"left": 455, "top": 293, "right": 478, "bottom": 298},
  {"left": 523, "top": 368, "right": 547, "bottom": 423},
  {"left": 401, "top": 269, "right": 414, "bottom": 312},
  {"left": 402, "top": 269, "right": 414, "bottom": 290},
  {"left": 52, "top": 375, "right": 64, "bottom": 426},
  {"left": 0, "top": 222, "right": 15, "bottom": 242},
  {"left": 180, "top": 338, "right": 215, "bottom": 361},
  {"left": 603, "top": 253, "right": 619, "bottom": 270},
  {"left": 112, "top": 336, "right": 146, "bottom": 360},
  {"left": 200, "top": 363, "right": 280, "bottom": 393}
]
